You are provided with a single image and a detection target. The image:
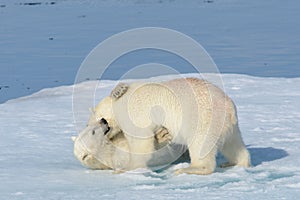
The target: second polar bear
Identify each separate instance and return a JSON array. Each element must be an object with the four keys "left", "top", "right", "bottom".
[{"left": 92, "top": 78, "right": 251, "bottom": 175}]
